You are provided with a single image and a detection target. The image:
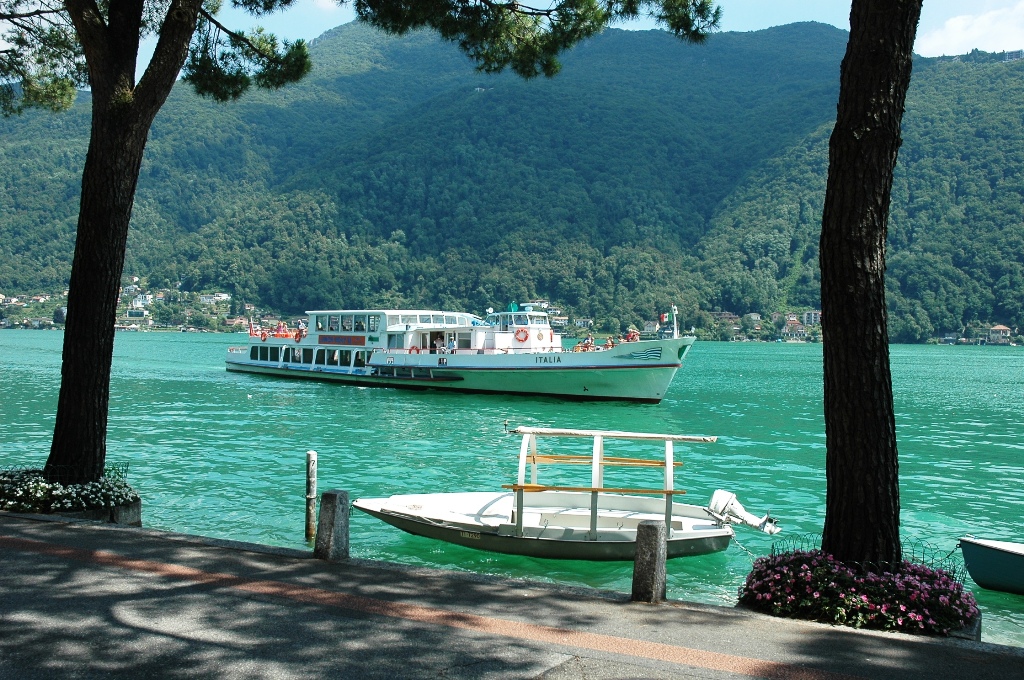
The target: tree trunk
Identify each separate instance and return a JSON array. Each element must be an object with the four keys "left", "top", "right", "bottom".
[
  {"left": 39, "top": 0, "right": 200, "bottom": 486},
  {"left": 819, "top": 0, "right": 922, "bottom": 566},
  {"left": 44, "top": 109, "right": 151, "bottom": 485}
]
